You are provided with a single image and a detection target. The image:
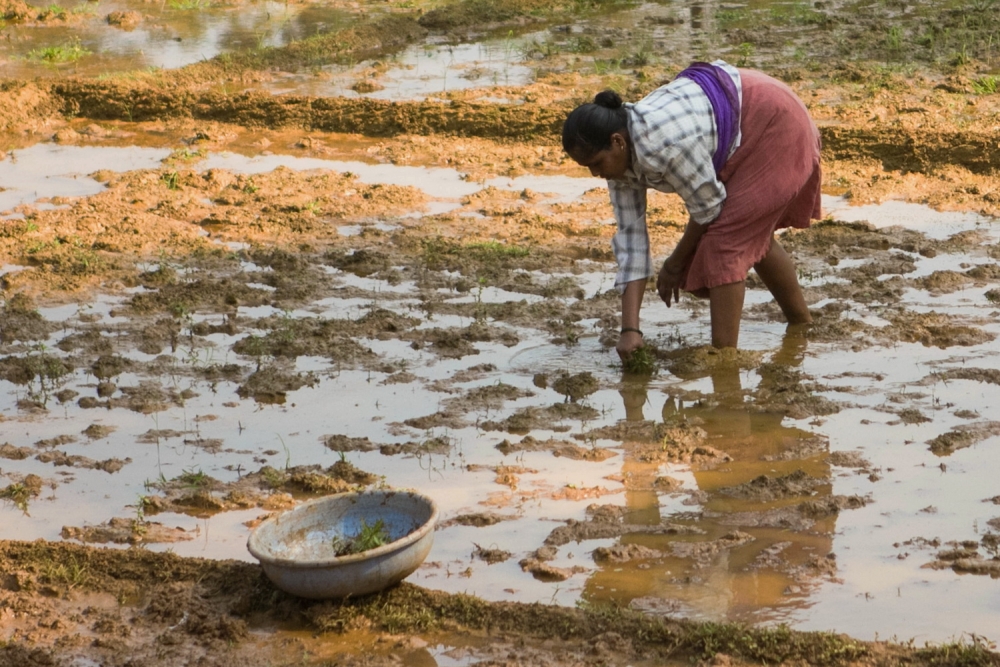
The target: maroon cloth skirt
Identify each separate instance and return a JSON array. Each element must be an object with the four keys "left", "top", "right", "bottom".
[{"left": 681, "top": 69, "right": 822, "bottom": 294}]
